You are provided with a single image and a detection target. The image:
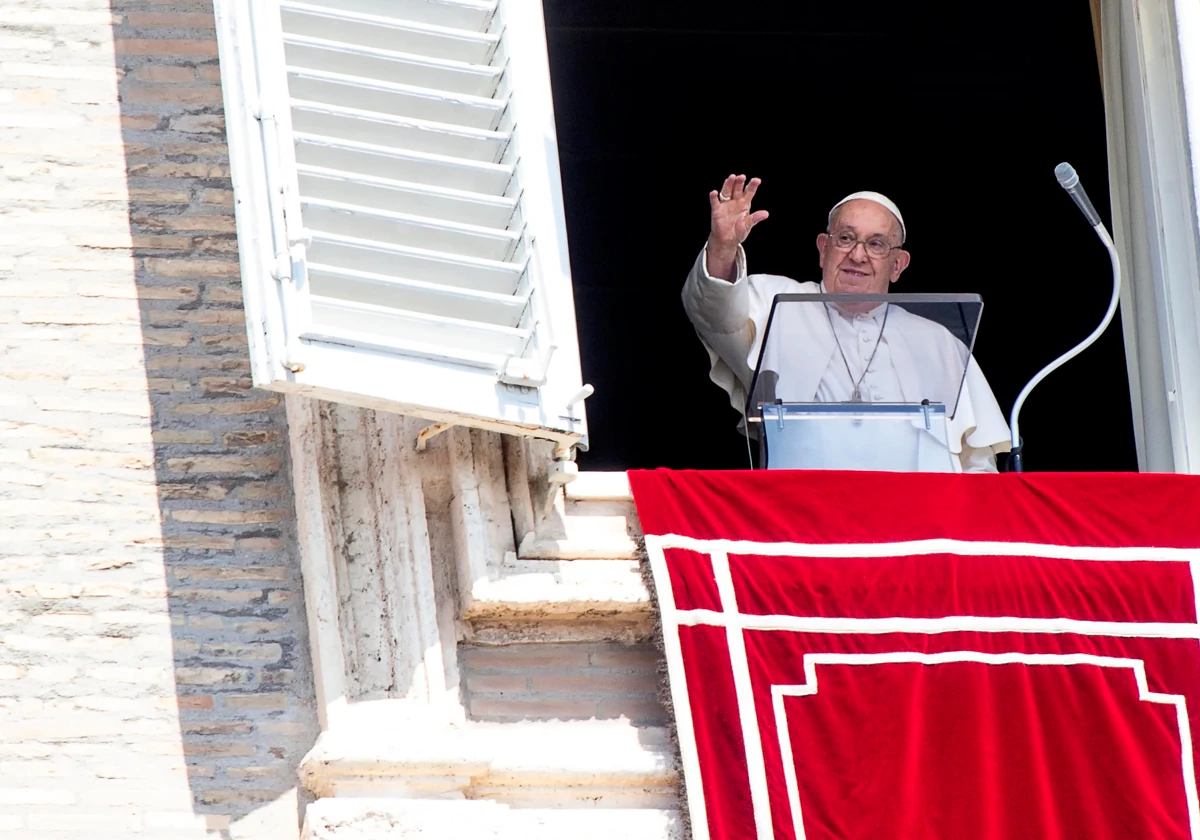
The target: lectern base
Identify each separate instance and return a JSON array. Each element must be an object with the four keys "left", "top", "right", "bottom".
[{"left": 759, "top": 403, "right": 955, "bottom": 472}]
